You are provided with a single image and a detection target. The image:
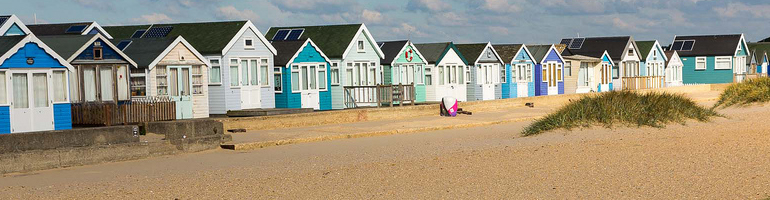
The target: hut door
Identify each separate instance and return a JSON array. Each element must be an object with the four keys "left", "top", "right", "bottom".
[
  {"left": 10, "top": 71, "right": 54, "bottom": 133},
  {"left": 168, "top": 66, "right": 193, "bottom": 119},
  {"left": 299, "top": 64, "right": 320, "bottom": 110},
  {"left": 546, "top": 62, "right": 561, "bottom": 95}
]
